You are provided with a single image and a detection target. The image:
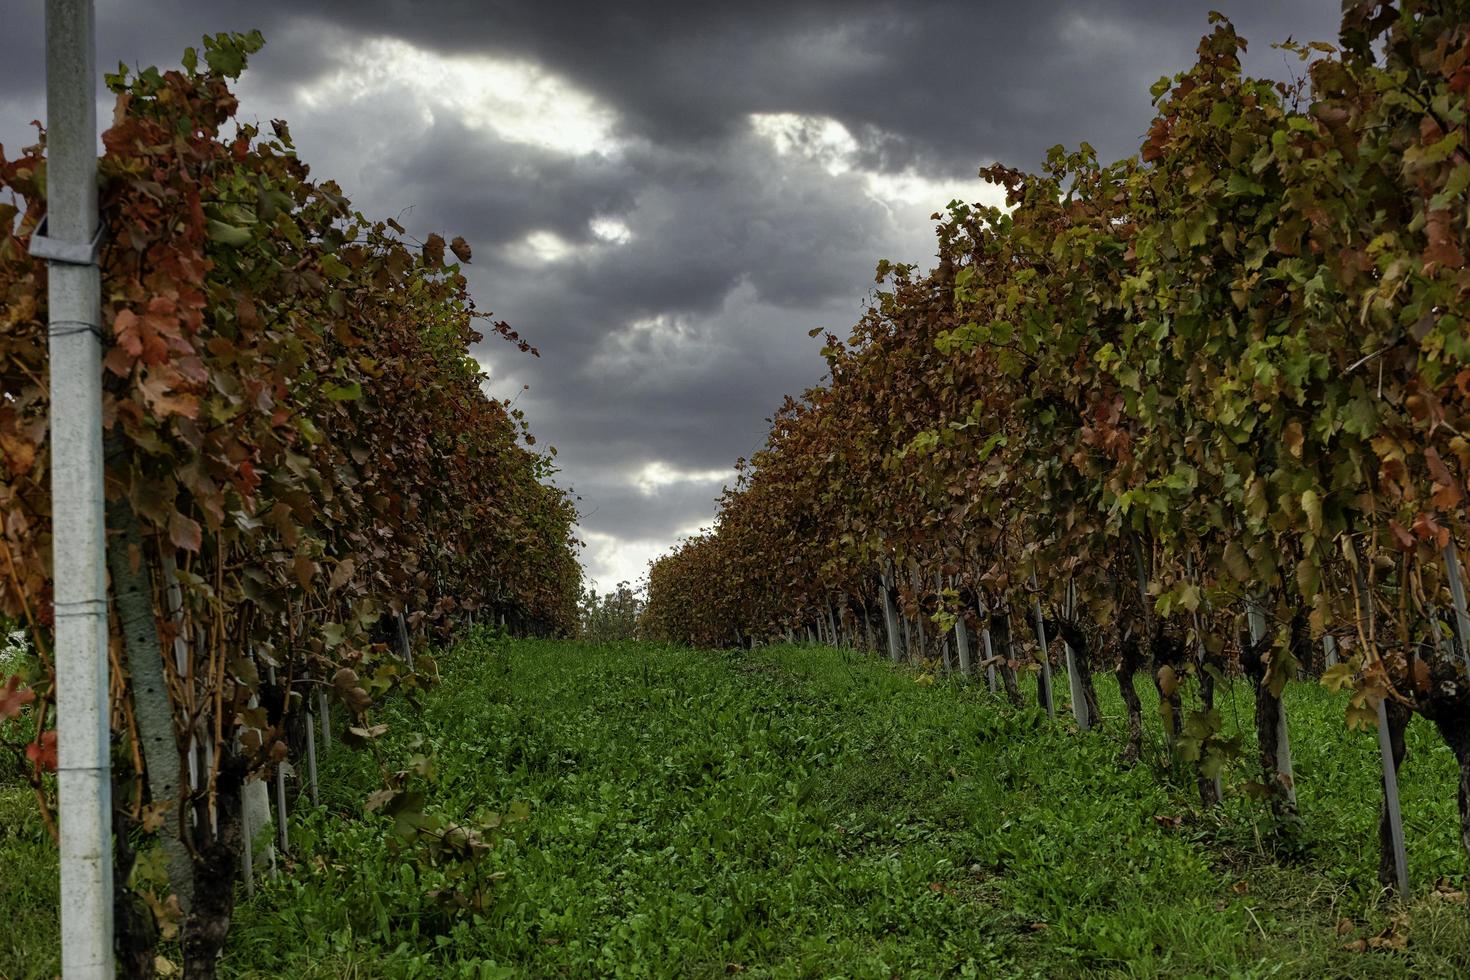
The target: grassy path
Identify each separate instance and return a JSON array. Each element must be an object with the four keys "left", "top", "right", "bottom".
[{"left": 6, "top": 634, "right": 1470, "bottom": 976}]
